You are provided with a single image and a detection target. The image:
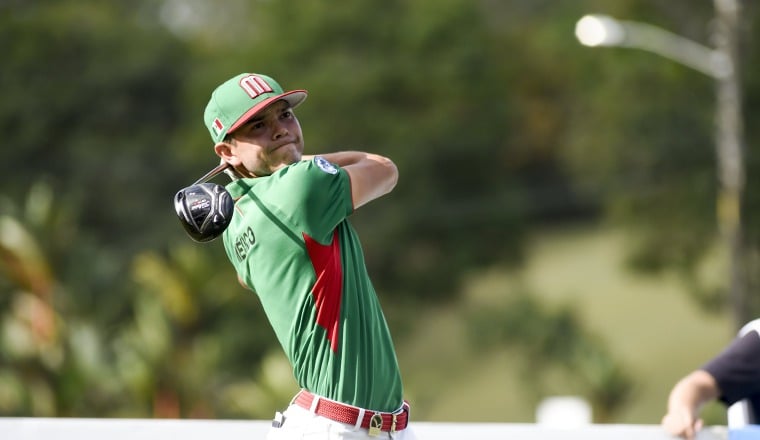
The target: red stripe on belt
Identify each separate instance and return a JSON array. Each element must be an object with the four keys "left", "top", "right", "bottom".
[{"left": 294, "top": 390, "right": 409, "bottom": 433}]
